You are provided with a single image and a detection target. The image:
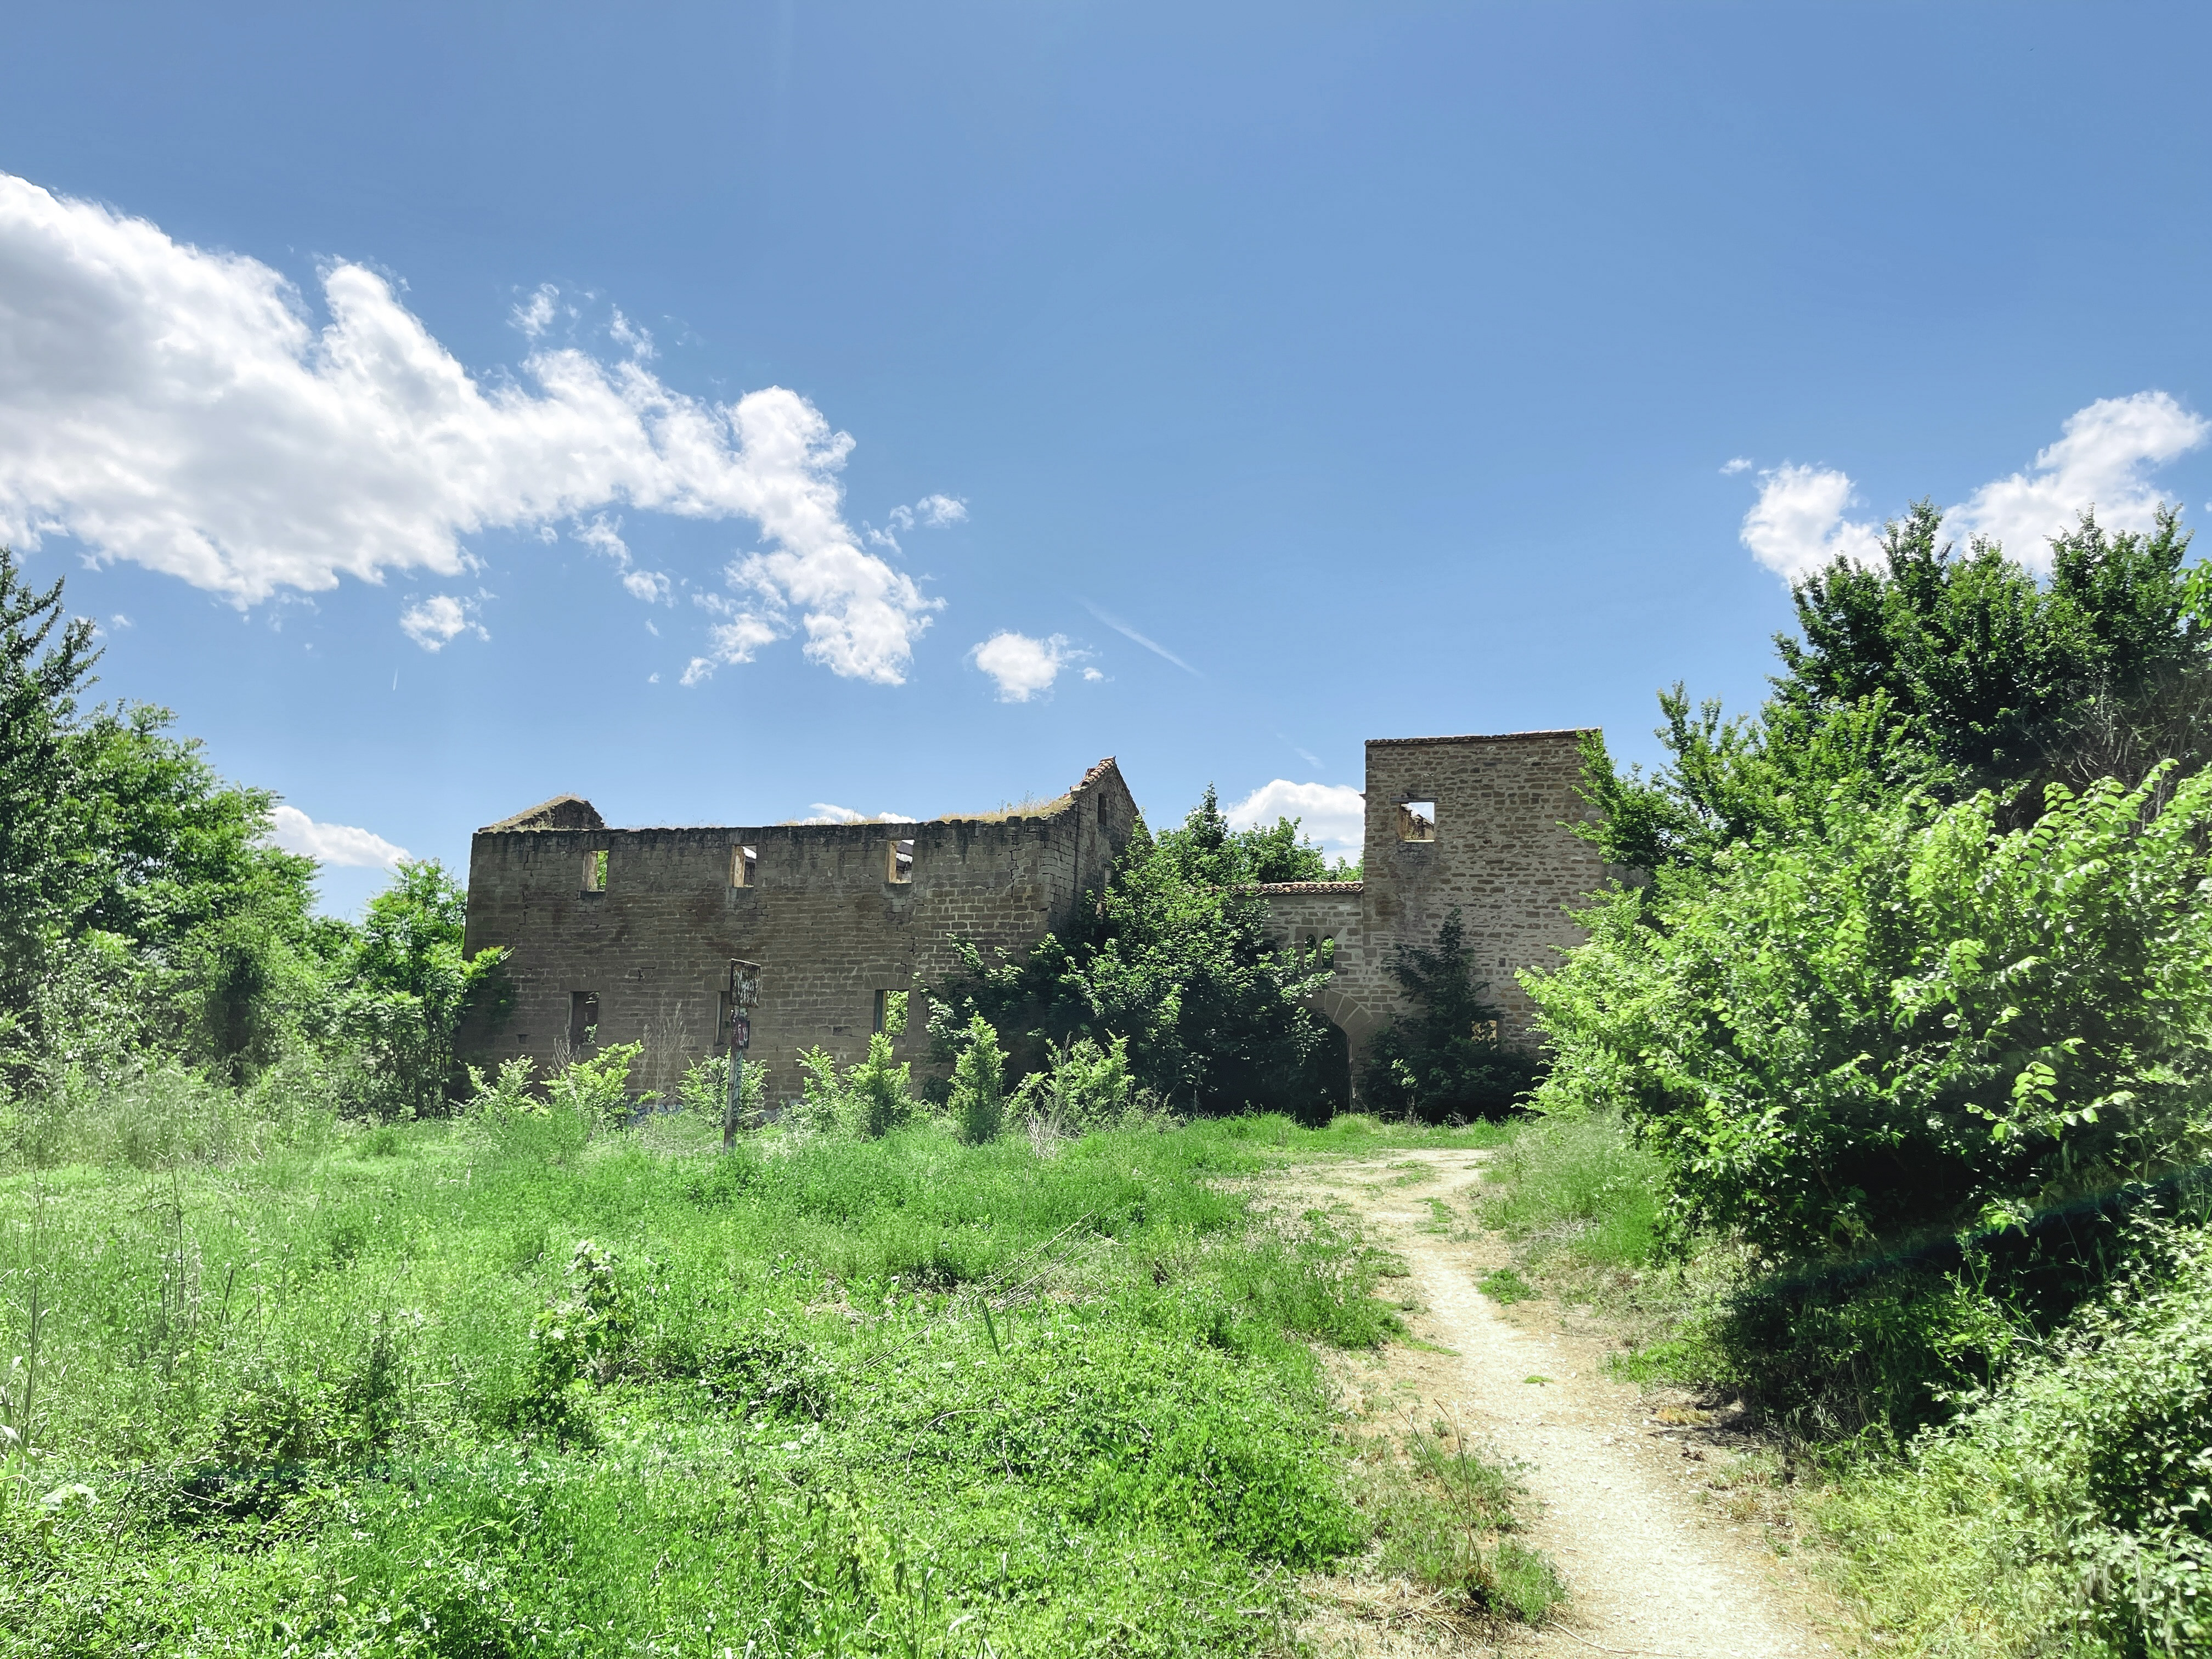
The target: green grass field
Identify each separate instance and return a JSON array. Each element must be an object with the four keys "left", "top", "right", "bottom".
[{"left": 0, "top": 1107, "right": 1501, "bottom": 1658}]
